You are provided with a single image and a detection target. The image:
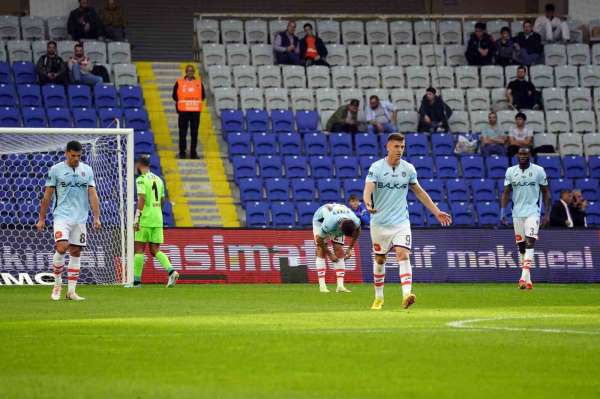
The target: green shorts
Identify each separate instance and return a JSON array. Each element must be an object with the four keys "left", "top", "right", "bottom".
[{"left": 135, "top": 226, "right": 164, "bottom": 244}]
